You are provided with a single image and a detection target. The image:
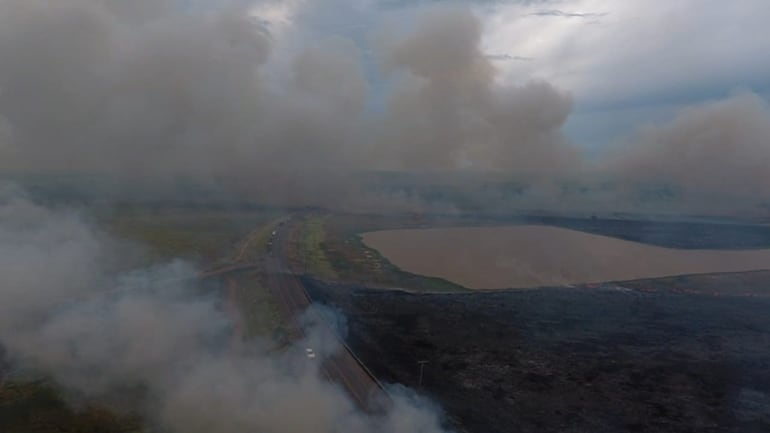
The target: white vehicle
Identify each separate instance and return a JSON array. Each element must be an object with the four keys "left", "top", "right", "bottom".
[{"left": 305, "top": 348, "right": 316, "bottom": 359}]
